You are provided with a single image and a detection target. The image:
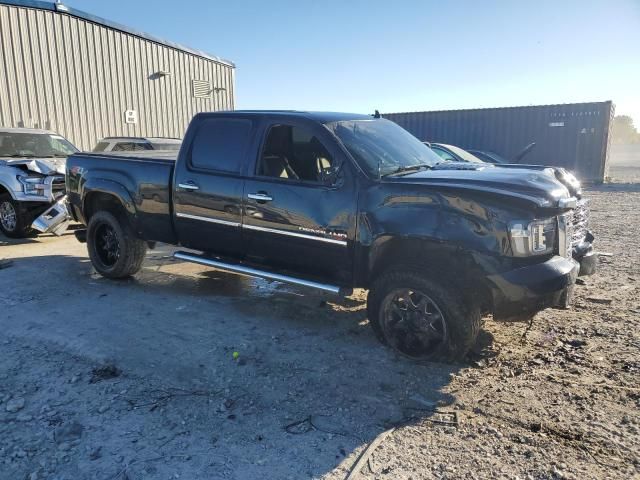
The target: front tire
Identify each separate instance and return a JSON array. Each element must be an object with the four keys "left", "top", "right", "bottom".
[
  {"left": 0, "top": 194, "right": 32, "bottom": 238},
  {"left": 87, "top": 211, "right": 147, "bottom": 278},
  {"left": 367, "top": 269, "right": 481, "bottom": 362}
]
